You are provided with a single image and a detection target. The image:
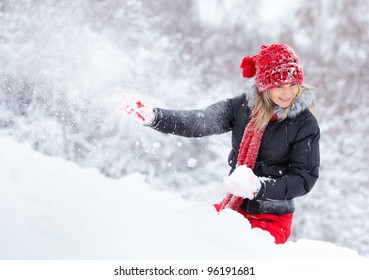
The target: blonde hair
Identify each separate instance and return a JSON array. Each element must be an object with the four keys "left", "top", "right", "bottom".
[{"left": 251, "top": 83, "right": 314, "bottom": 130}]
